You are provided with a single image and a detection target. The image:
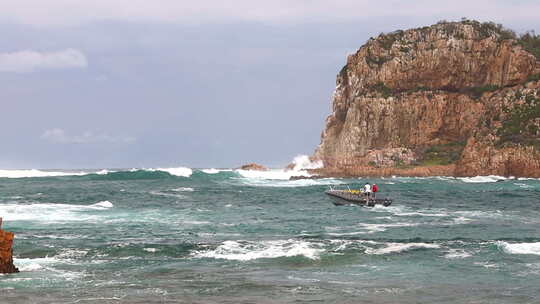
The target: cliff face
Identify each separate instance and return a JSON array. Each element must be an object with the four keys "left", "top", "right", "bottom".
[
  {"left": 314, "top": 21, "right": 540, "bottom": 177},
  {"left": 0, "top": 225, "right": 19, "bottom": 273}
]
